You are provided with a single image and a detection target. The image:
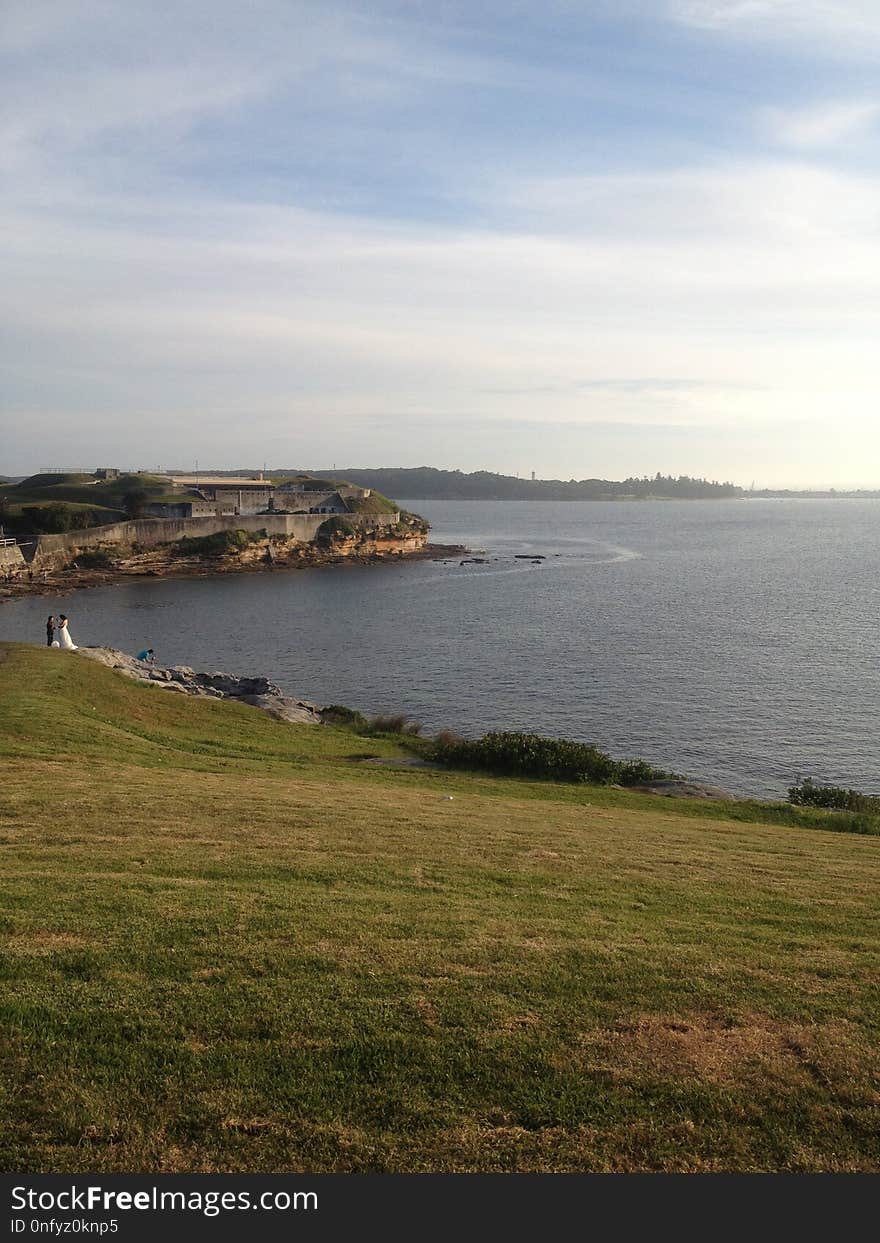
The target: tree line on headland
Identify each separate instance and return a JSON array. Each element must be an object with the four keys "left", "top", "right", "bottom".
[
  {"left": 288, "top": 469, "right": 880, "bottom": 500},
  {"left": 291, "top": 468, "right": 742, "bottom": 500},
  {"left": 293, "top": 467, "right": 740, "bottom": 499}
]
